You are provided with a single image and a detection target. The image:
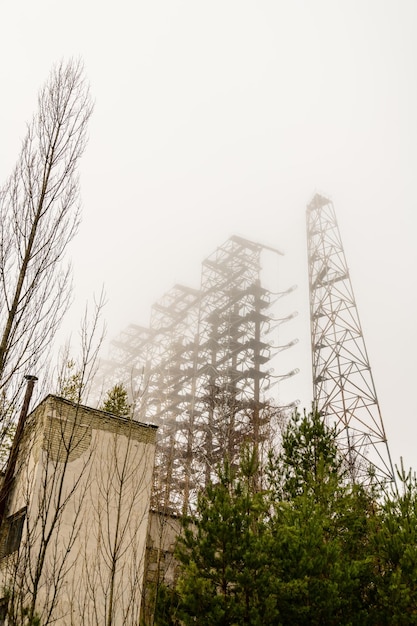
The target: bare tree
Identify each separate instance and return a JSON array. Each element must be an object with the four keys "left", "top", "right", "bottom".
[
  {"left": 0, "top": 298, "right": 105, "bottom": 625},
  {"left": 0, "top": 59, "right": 93, "bottom": 425},
  {"left": 0, "top": 294, "right": 159, "bottom": 626},
  {"left": 72, "top": 410, "right": 156, "bottom": 626}
]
